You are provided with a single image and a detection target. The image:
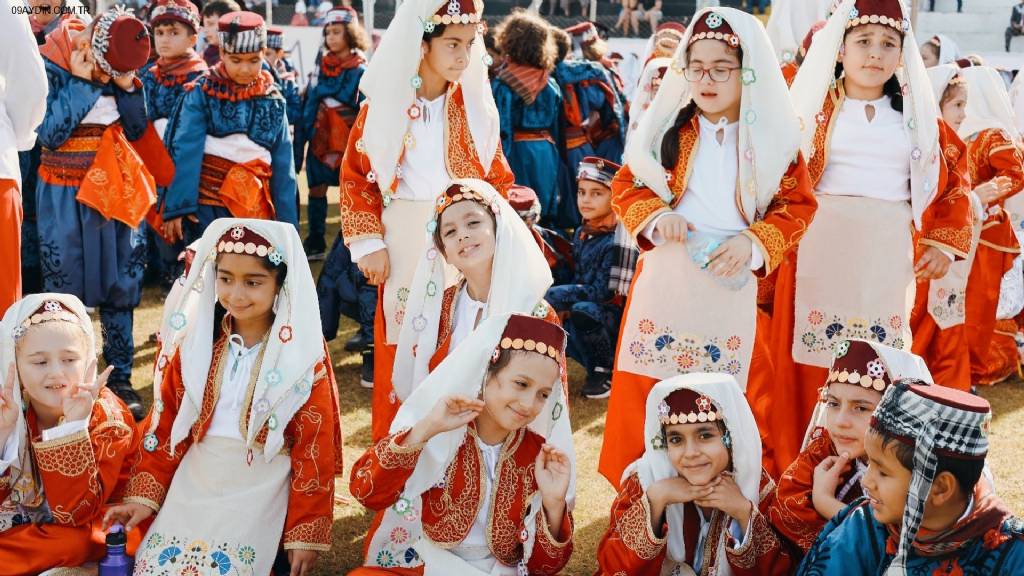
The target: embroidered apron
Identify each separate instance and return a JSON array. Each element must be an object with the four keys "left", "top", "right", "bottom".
[
  {"left": 793, "top": 195, "right": 915, "bottom": 367},
  {"left": 616, "top": 242, "right": 757, "bottom": 389},
  {"left": 382, "top": 199, "right": 437, "bottom": 345},
  {"left": 133, "top": 437, "right": 290, "bottom": 576},
  {"left": 927, "top": 220, "right": 981, "bottom": 329}
]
